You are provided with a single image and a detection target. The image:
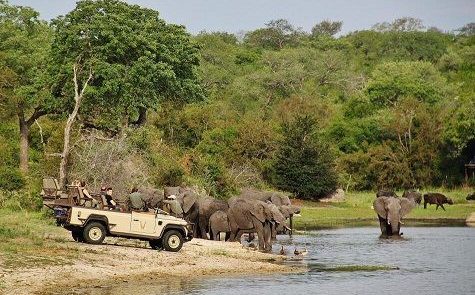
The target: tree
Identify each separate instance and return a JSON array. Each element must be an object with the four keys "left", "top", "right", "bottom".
[
  {"left": 0, "top": 1, "right": 52, "bottom": 173},
  {"left": 244, "top": 19, "right": 303, "bottom": 49},
  {"left": 372, "top": 17, "right": 424, "bottom": 32},
  {"left": 366, "top": 61, "right": 449, "bottom": 107},
  {"left": 50, "top": 0, "right": 204, "bottom": 186},
  {"left": 272, "top": 115, "right": 337, "bottom": 199},
  {"left": 455, "top": 23, "right": 475, "bottom": 36},
  {"left": 311, "top": 20, "right": 343, "bottom": 37}
]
